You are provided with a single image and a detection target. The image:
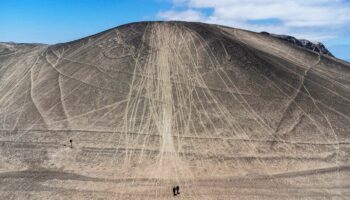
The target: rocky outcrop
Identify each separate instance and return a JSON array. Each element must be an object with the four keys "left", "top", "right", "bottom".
[{"left": 261, "top": 31, "right": 334, "bottom": 57}]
